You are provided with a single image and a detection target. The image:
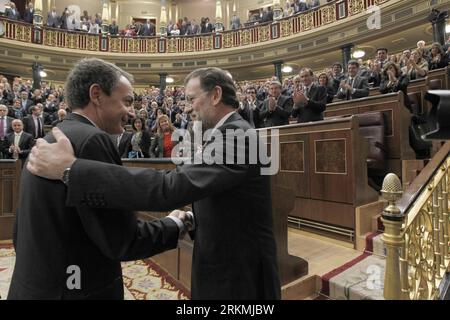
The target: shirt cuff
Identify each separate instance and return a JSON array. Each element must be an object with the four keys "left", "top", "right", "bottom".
[{"left": 167, "top": 215, "right": 185, "bottom": 238}]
